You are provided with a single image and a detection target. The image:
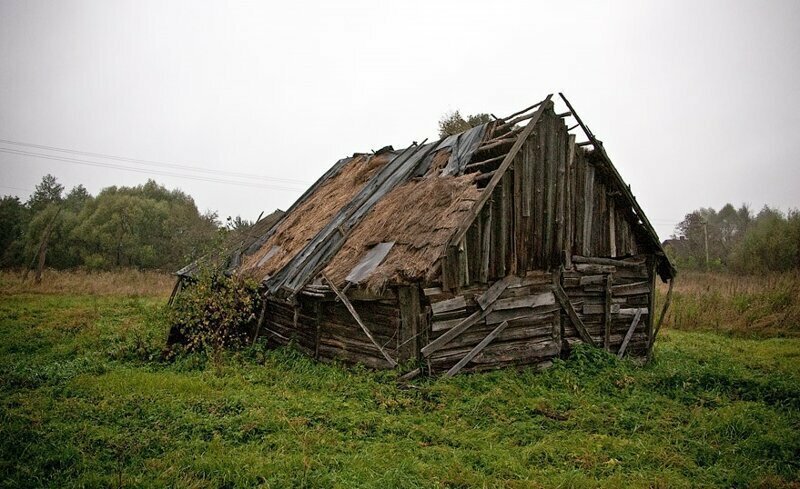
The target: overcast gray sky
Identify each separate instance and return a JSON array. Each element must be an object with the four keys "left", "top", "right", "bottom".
[{"left": 1, "top": 0, "right": 798, "bottom": 239}]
